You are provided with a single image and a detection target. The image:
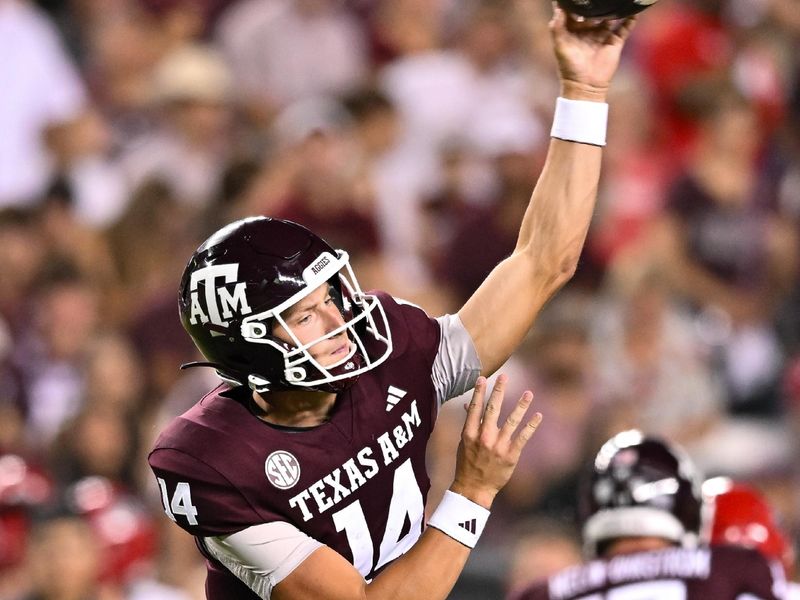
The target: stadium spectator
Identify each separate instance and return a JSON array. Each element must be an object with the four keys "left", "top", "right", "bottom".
[
  {"left": 117, "top": 44, "right": 237, "bottom": 212},
  {"left": 632, "top": 0, "right": 734, "bottom": 157},
  {"left": 215, "top": 0, "right": 368, "bottom": 126},
  {"left": 342, "top": 87, "right": 439, "bottom": 293},
  {"left": 264, "top": 96, "right": 381, "bottom": 261},
  {"left": 0, "top": 0, "right": 93, "bottom": 207},
  {"left": 22, "top": 513, "right": 108, "bottom": 600},
  {"left": 652, "top": 80, "right": 798, "bottom": 414},
  {"left": 436, "top": 131, "right": 543, "bottom": 304},
  {"left": 590, "top": 267, "right": 724, "bottom": 450},
  {"left": 0, "top": 208, "right": 46, "bottom": 335},
  {"left": 12, "top": 264, "right": 101, "bottom": 447},
  {"left": 588, "top": 68, "right": 676, "bottom": 271}
]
